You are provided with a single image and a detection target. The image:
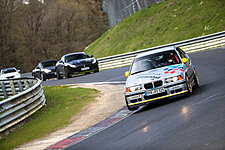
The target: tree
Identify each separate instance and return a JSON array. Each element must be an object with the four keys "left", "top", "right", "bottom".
[{"left": 0, "top": 0, "right": 109, "bottom": 72}]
